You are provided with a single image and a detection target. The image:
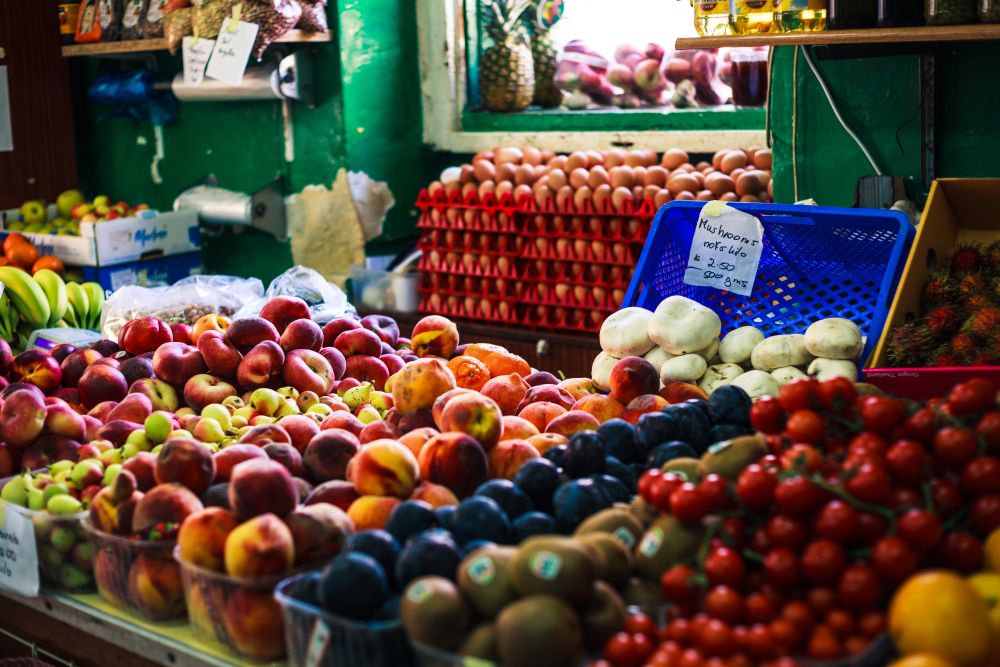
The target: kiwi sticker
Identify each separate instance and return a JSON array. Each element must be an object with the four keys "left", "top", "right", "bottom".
[
  {"left": 613, "top": 527, "right": 637, "bottom": 549},
  {"left": 466, "top": 556, "right": 496, "bottom": 586},
  {"left": 407, "top": 580, "right": 433, "bottom": 604},
  {"left": 536, "top": 0, "right": 565, "bottom": 28},
  {"left": 529, "top": 551, "right": 563, "bottom": 581},
  {"left": 639, "top": 527, "right": 664, "bottom": 558}
]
